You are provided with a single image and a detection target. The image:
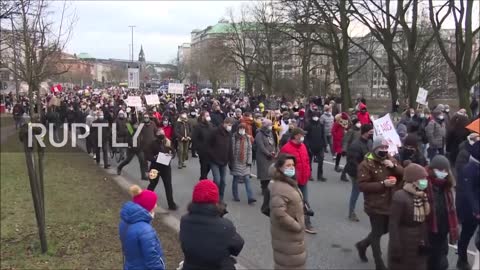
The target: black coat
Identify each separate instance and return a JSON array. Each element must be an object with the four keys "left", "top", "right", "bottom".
[
  {"left": 304, "top": 121, "right": 327, "bottom": 153},
  {"left": 207, "top": 127, "right": 232, "bottom": 166},
  {"left": 90, "top": 119, "right": 110, "bottom": 147},
  {"left": 211, "top": 111, "right": 226, "bottom": 127},
  {"left": 344, "top": 137, "right": 371, "bottom": 178},
  {"left": 192, "top": 121, "right": 213, "bottom": 158},
  {"left": 180, "top": 204, "right": 244, "bottom": 270}
]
